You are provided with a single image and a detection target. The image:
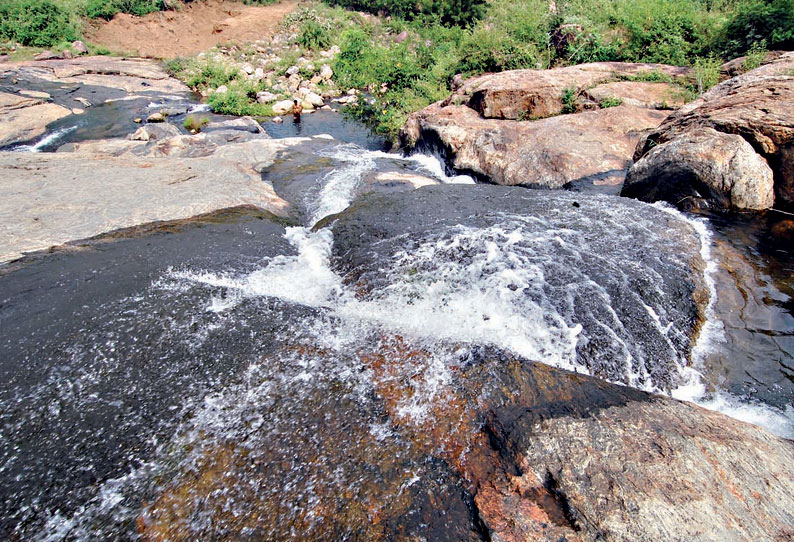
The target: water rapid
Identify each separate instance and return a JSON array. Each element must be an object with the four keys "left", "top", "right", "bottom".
[{"left": 1, "top": 136, "right": 792, "bottom": 540}]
